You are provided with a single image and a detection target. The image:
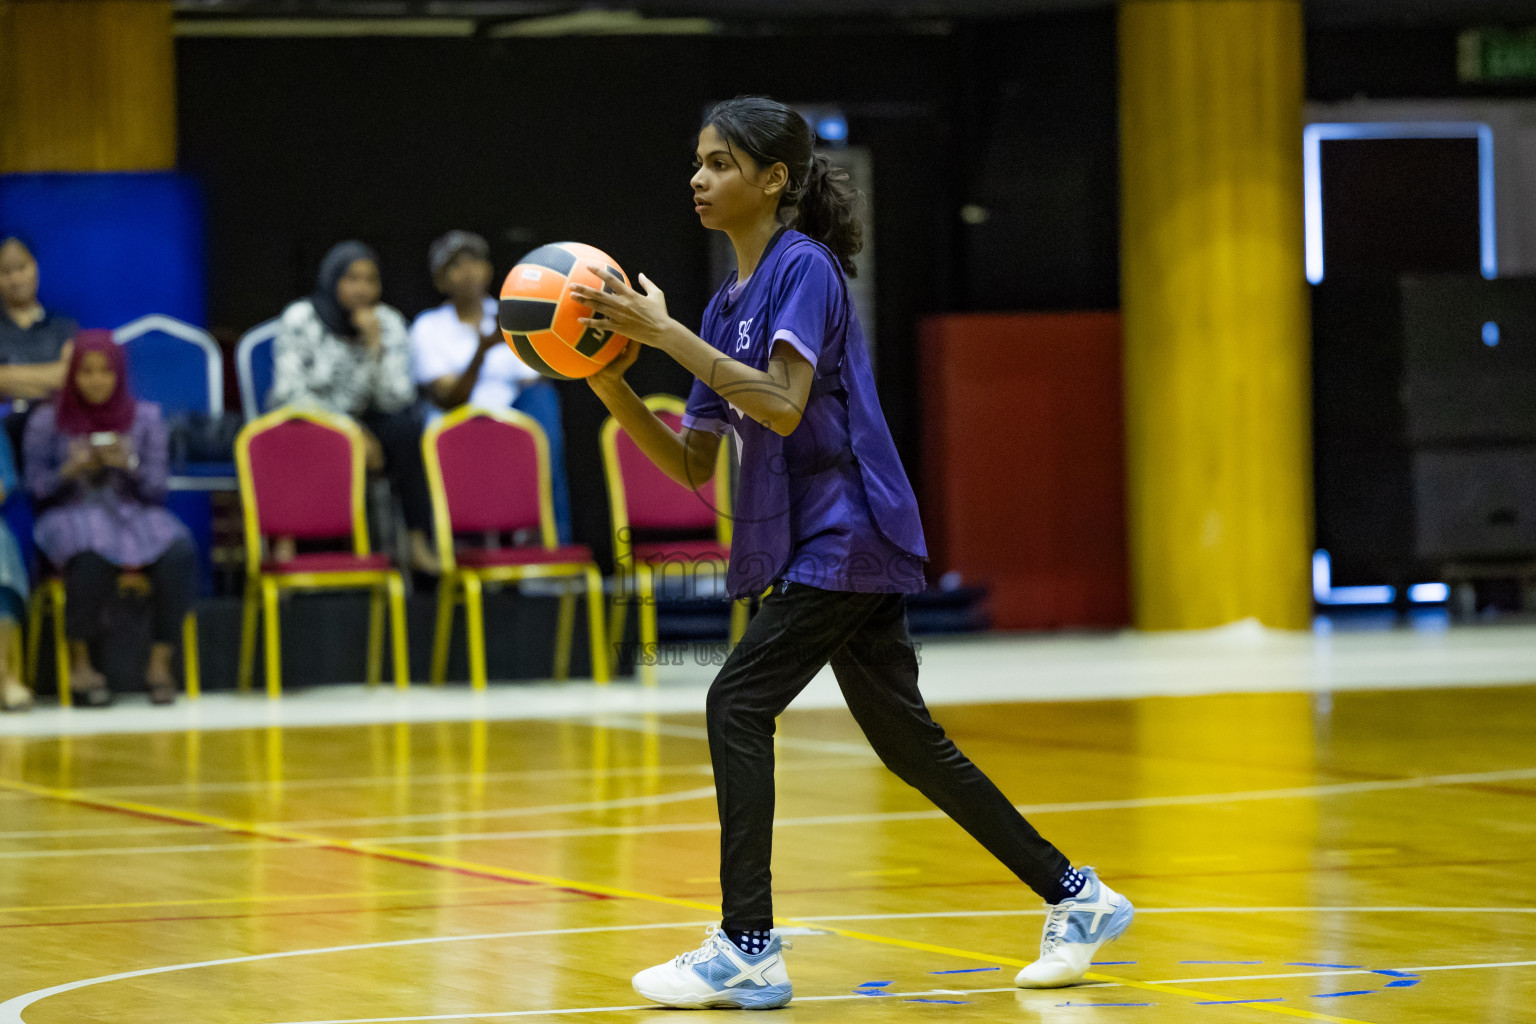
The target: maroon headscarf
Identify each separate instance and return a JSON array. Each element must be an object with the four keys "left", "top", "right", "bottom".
[{"left": 54, "top": 329, "right": 136, "bottom": 435}]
